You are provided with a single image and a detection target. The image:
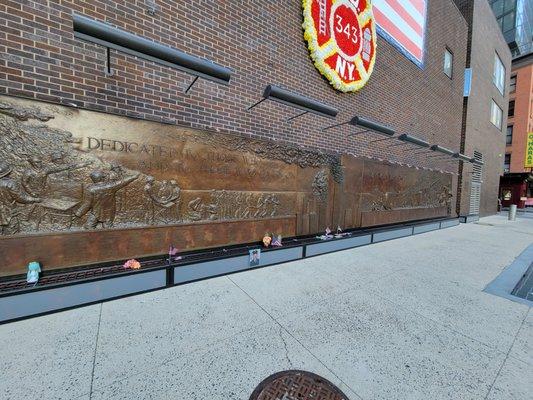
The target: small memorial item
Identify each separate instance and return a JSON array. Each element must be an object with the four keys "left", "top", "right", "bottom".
[
  {"left": 26, "top": 261, "right": 41, "bottom": 284},
  {"left": 123, "top": 259, "right": 141, "bottom": 270},
  {"left": 335, "top": 226, "right": 344, "bottom": 238},
  {"left": 249, "top": 249, "right": 261, "bottom": 267},
  {"left": 168, "top": 245, "right": 182, "bottom": 263},
  {"left": 317, "top": 227, "right": 334, "bottom": 241},
  {"left": 262, "top": 234, "right": 272, "bottom": 248},
  {"left": 272, "top": 234, "right": 282, "bottom": 247}
]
